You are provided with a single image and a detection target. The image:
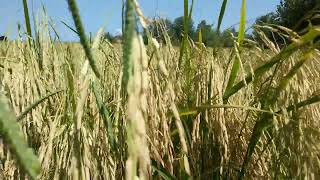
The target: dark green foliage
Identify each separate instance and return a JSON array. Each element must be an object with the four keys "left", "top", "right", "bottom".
[
  {"left": 102, "top": 32, "right": 123, "bottom": 43},
  {"left": 277, "top": 0, "right": 319, "bottom": 31},
  {"left": 253, "top": 0, "right": 320, "bottom": 46},
  {"left": 143, "top": 17, "right": 237, "bottom": 47},
  {"left": 195, "top": 20, "right": 216, "bottom": 46},
  {"left": 152, "top": 159, "right": 176, "bottom": 180},
  {"left": 116, "top": 14, "right": 239, "bottom": 47},
  {"left": 220, "top": 28, "right": 237, "bottom": 47},
  {"left": 172, "top": 16, "right": 195, "bottom": 43}
]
